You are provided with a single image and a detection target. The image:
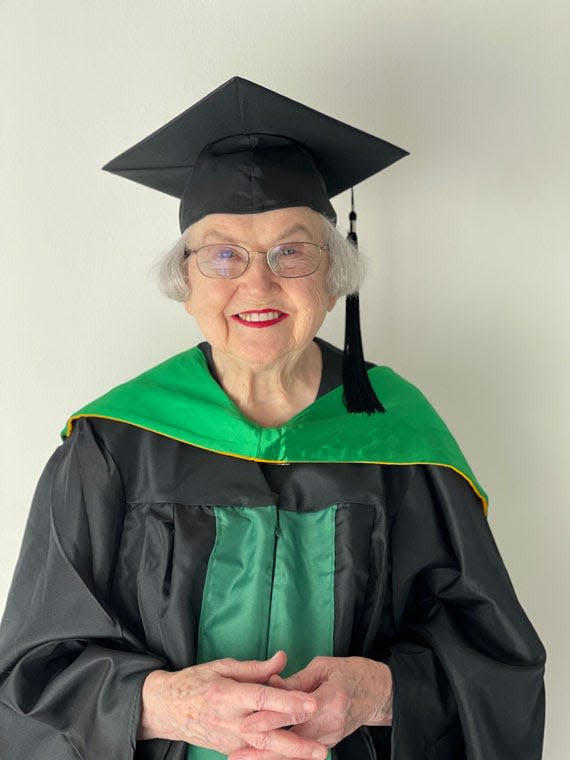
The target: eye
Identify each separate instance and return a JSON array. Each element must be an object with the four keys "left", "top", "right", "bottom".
[
  {"left": 276, "top": 245, "right": 301, "bottom": 257},
  {"left": 215, "top": 247, "right": 237, "bottom": 260}
]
